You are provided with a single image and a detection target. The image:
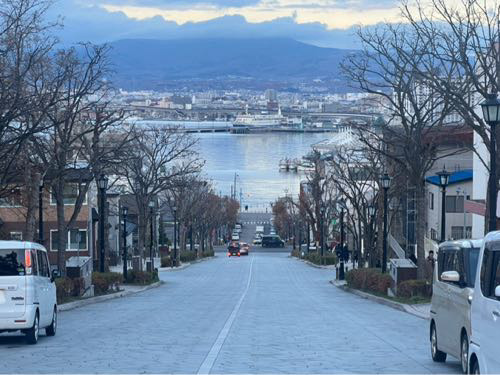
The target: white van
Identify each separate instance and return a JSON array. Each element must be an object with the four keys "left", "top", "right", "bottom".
[
  {"left": 469, "top": 231, "right": 500, "bottom": 374},
  {"left": 0, "top": 241, "right": 58, "bottom": 344},
  {"left": 429, "top": 239, "right": 481, "bottom": 373}
]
